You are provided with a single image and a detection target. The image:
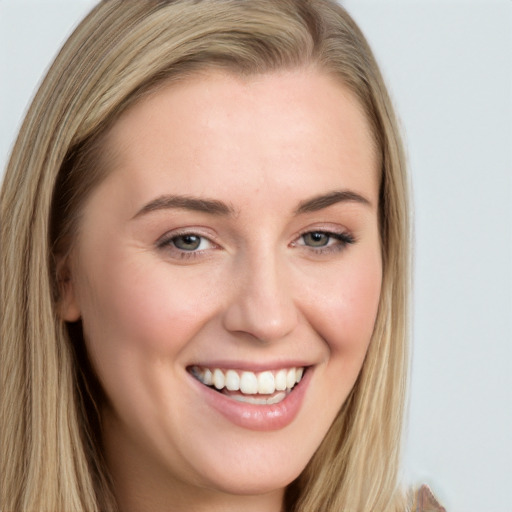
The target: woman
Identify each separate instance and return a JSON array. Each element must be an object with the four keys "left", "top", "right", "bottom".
[{"left": 0, "top": 1, "right": 434, "bottom": 510}]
